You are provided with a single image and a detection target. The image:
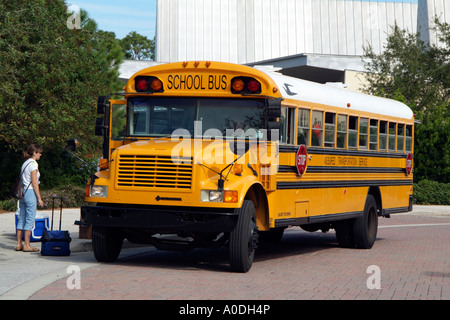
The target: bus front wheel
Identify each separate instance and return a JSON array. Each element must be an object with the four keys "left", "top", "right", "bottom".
[
  {"left": 92, "top": 226, "right": 124, "bottom": 262},
  {"left": 229, "top": 200, "right": 259, "bottom": 273}
]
